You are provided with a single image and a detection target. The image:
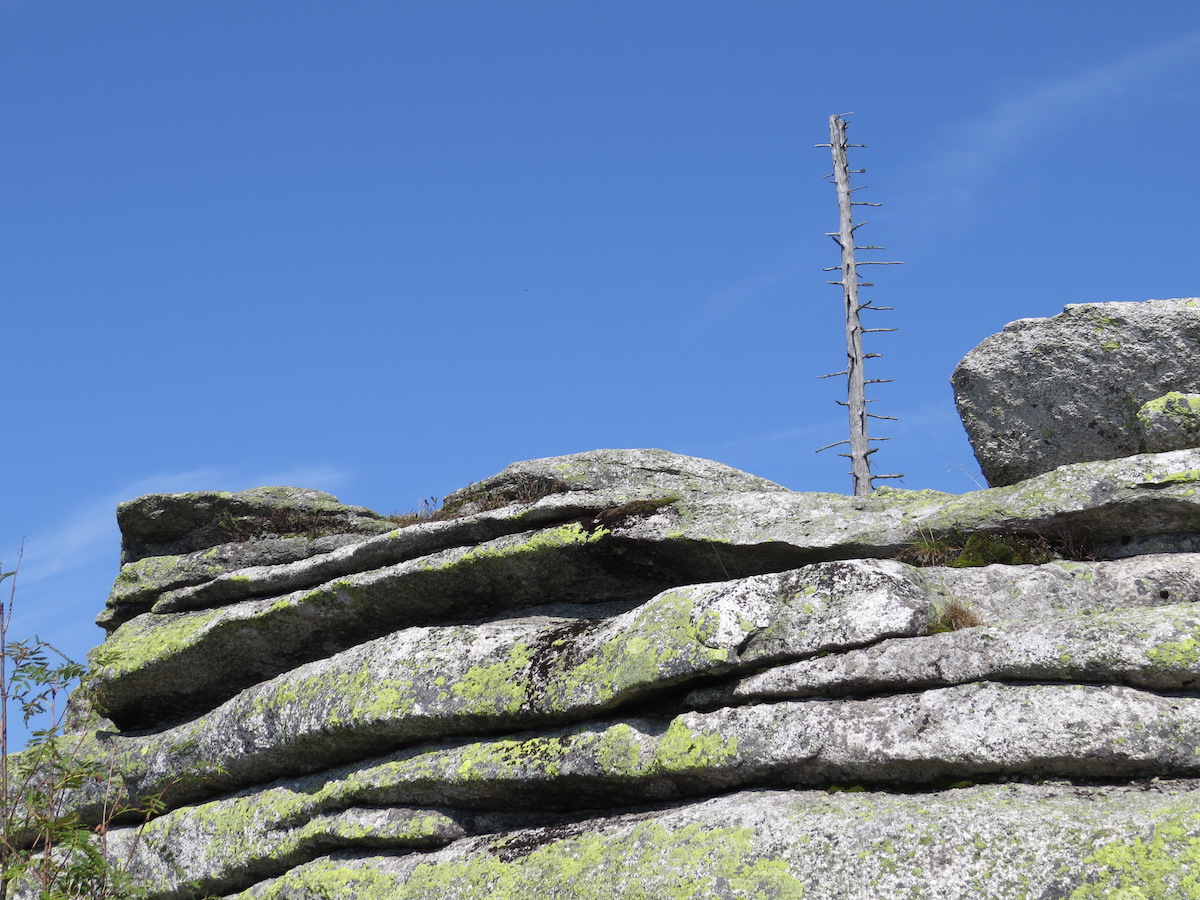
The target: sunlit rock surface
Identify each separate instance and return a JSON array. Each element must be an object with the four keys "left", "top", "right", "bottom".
[
  {"left": 33, "top": 447, "right": 1200, "bottom": 898},
  {"left": 953, "top": 298, "right": 1200, "bottom": 486}
]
